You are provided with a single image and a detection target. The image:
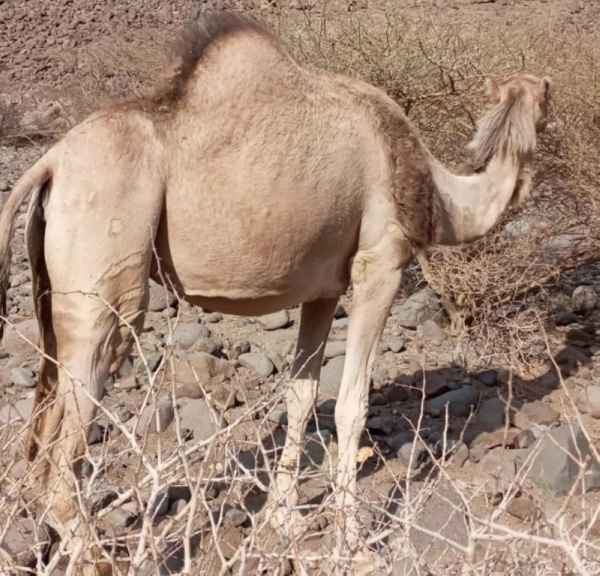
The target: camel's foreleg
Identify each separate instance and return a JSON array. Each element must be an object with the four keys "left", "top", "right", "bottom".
[{"left": 269, "top": 297, "right": 338, "bottom": 536}]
